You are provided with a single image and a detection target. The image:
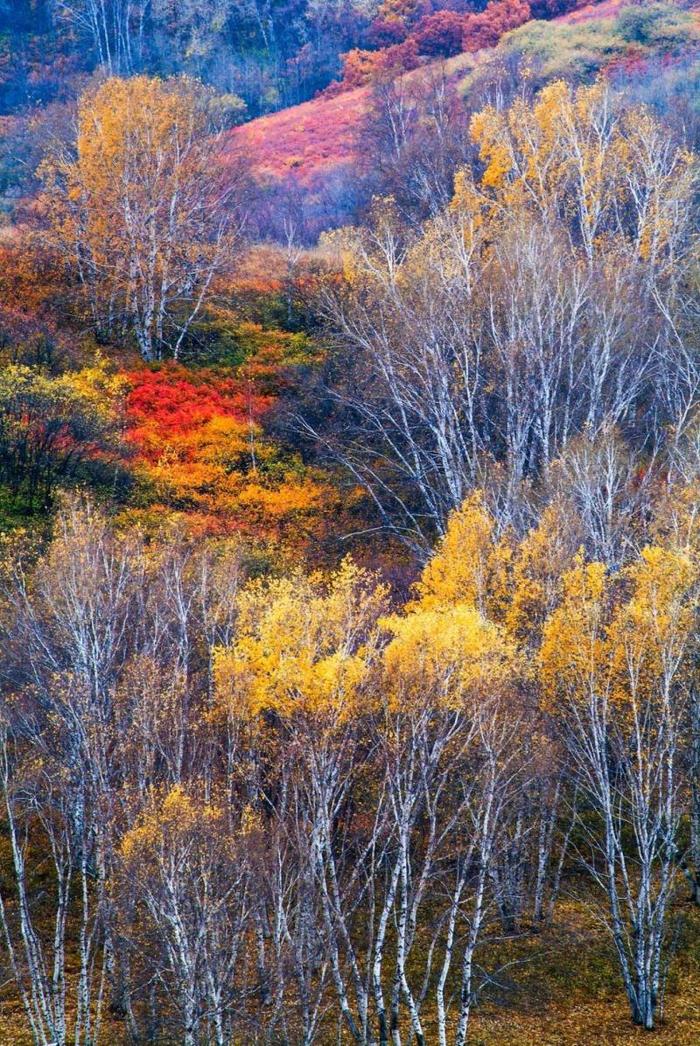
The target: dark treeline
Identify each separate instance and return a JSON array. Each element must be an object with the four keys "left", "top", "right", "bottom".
[{"left": 1, "top": 0, "right": 491, "bottom": 118}]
